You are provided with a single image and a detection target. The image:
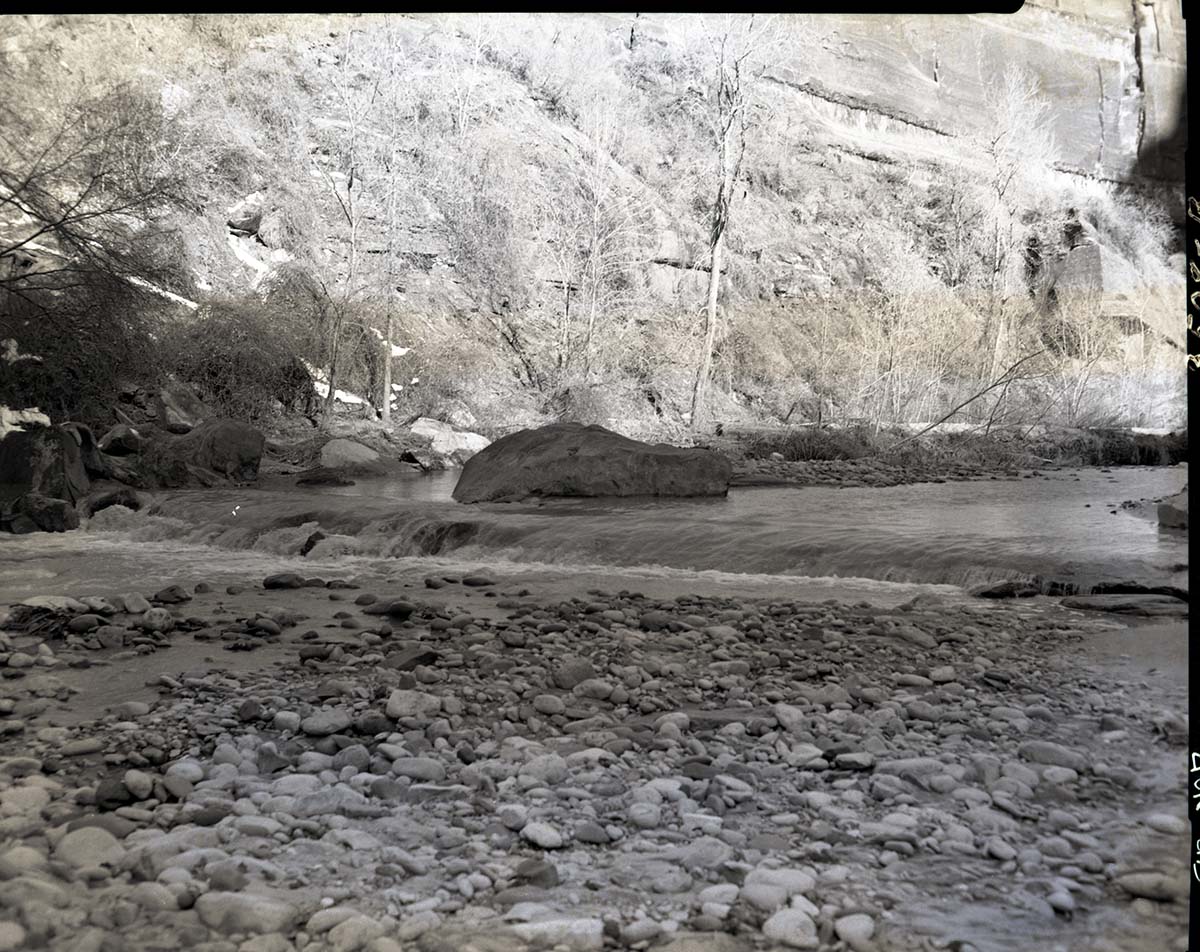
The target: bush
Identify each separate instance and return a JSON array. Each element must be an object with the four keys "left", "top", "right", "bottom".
[
  {"left": 741, "top": 425, "right": 882, "bottom": 461},
  {"left": 0, "top": 277, "right": 163, "bottom": 429},
  {"left": 156, "top": 298, "right": 318, "bottom": 422}
]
